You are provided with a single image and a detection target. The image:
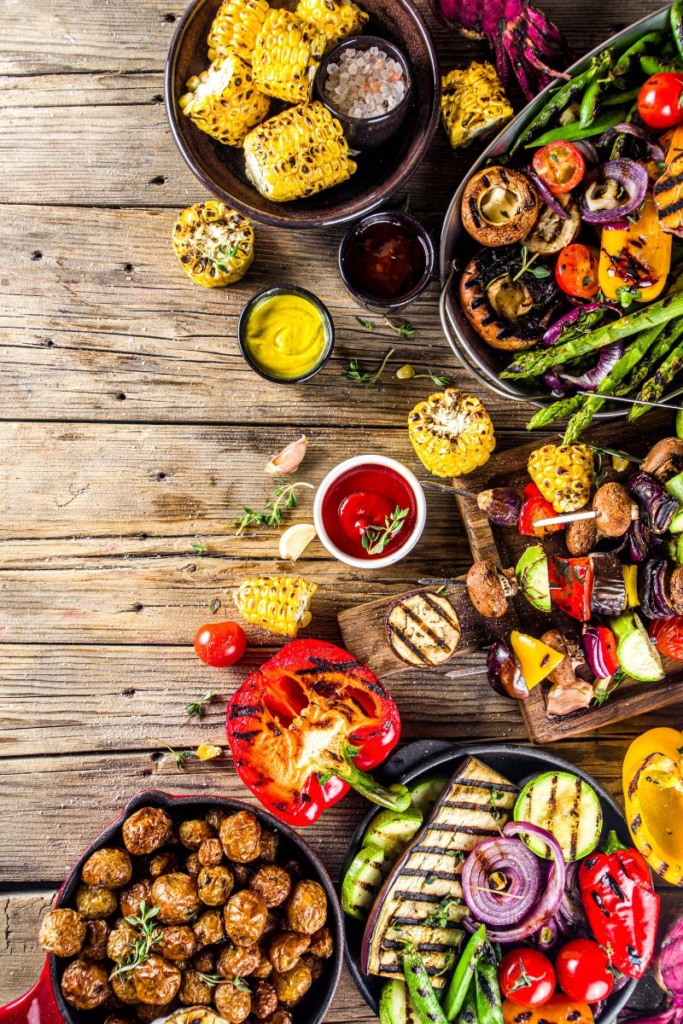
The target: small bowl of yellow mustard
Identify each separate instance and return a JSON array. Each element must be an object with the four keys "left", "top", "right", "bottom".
[{"left": 238, "top": 286, "right": 335, "bottom": 384}]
